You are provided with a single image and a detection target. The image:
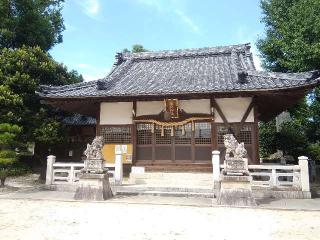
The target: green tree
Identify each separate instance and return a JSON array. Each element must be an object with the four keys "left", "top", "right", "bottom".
[
  {"left": 257, "top": 0, "right": 320, "bottom": 160},
  {"left": 257, "top": 0, "right": 320, "bottom": 72},
  {"left": 259, "top": 120, "right": 277, "bottom": 158},
  {"left": 0, "top": 46, "right": 83, "bottom": 153},
  {"left": 277, "top": 120, "right": 309, "bottom": 159},
  {"left": 123, "top": 44, "right": 148, "bottom": 53},
  {"left": 0, "top": 123, "right": 22, "bottom": 187},
  {"left": 0, "top": 0, "right": 65, "bottom": 51},
  {"left": 308, "top": 88, "right": 320, "bottom": 142}
]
